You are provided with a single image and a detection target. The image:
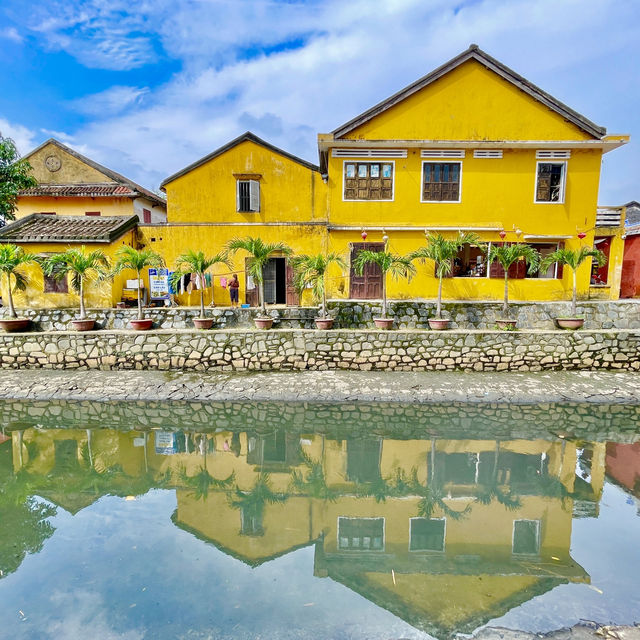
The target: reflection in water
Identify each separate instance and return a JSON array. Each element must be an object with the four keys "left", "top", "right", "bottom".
[{"left": 0, "top": 402, "right": 639, "bottom": 639}]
